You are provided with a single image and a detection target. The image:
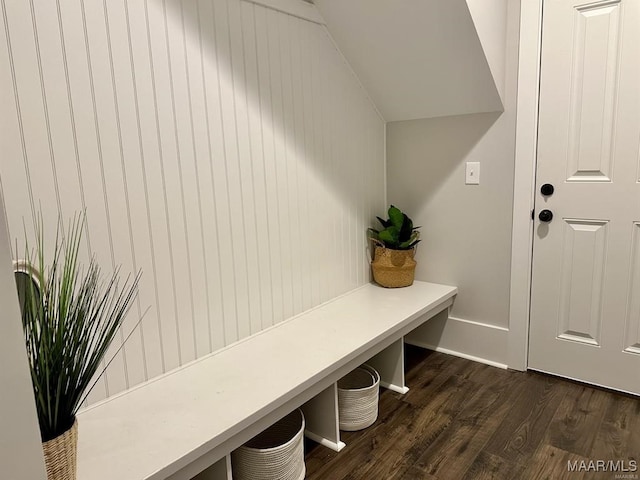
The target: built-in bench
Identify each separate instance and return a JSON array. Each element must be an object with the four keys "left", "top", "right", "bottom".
[{"left": 77, "top": 281, "right": 457, "bottom": 480}]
